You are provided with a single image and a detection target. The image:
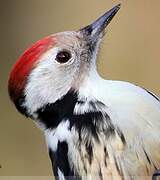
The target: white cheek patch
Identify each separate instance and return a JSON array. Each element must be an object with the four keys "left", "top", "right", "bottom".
[
  {"left": 23, "top": 47, "right": 76, "bottom": 115},
  {"left": 23, "top": 47, "right": 59, "bottom": 113}
]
